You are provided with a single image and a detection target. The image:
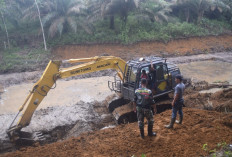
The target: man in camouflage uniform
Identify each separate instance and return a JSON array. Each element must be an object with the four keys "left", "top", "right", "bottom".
[{"left": 133, "top": 78, "right": 157, "bottom": 139}]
